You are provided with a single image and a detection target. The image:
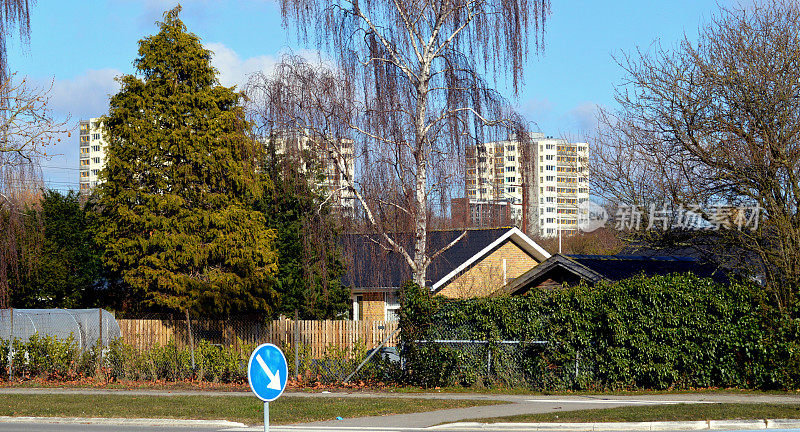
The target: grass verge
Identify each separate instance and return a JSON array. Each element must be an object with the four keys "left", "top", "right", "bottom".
[
  {"left": 0, "top": 394, "right": 502, "bottom": 425},
  {"left": 468, "top": 403, "right": 800, "bottom": 423}
]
